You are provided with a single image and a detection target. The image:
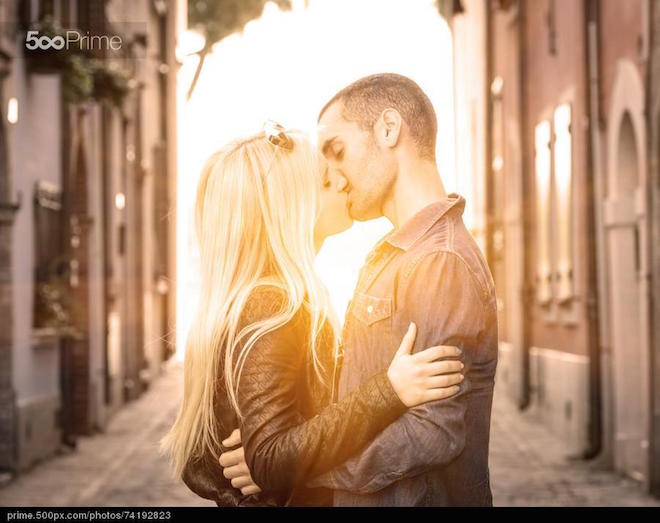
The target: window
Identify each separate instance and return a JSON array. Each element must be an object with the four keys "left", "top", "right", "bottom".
[
  {"left": 18, "top": 0, "right": 62, "bottom": 28},
  {"left": 534, "top": 120, "right": 552, "bottom": 304},
  {"left": 534, "top": 102, "right": 575, "bottom": 309},
  {"left": 491, "top": 76, "right": 504, "bottom": 174},
  {"left": 33, "top": 180, "right": 68, "bottom": 330},
  {"left": 38, "top": 0, "right": 55, "bottom": 20},
  {"left": 553, "top": 103, "right": 574, "bottom": 302}
]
